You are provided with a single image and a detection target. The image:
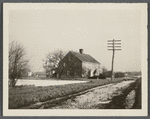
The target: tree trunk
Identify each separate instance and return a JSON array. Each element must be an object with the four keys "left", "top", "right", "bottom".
[{"left": 9, "top": 78, "right": 17, "bottom": 87}]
